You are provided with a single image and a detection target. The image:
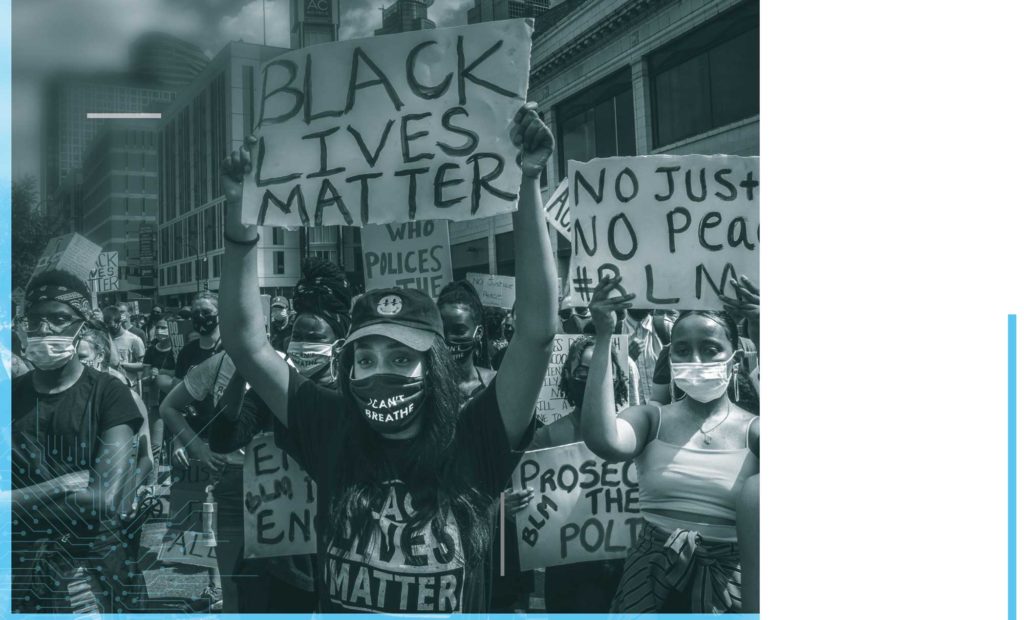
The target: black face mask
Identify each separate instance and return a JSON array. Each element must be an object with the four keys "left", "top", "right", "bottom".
[
  {"left": 192, "top": 314, "right": 219, "bottom": 335},
  {"left": 105, "top": 322, "right": 121, "bottom": 336},
  {"left": 349, "top": 373, "right": 426, "bottom": 434},
  {"left": 447, "top": 338, "right": 476, "bottom": 362}
]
